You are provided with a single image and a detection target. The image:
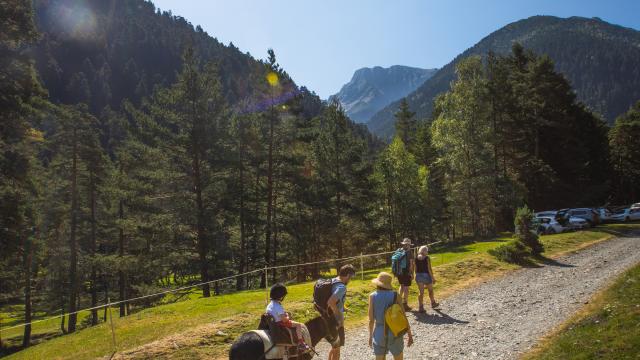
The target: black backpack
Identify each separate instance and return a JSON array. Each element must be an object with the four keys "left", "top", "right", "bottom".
[{"left": 313, "top": 278, "right": 342, "bottom": 313}]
